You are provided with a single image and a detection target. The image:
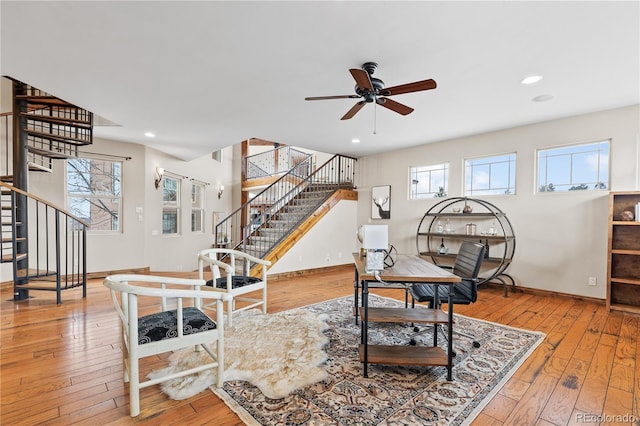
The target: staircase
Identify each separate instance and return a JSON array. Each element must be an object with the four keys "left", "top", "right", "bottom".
[
  {"left": 1, "top": 78, "right": 91, "bottom": 303},
  {"left": 217, "top": 153, "right": 357, "bottom": 272}
]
